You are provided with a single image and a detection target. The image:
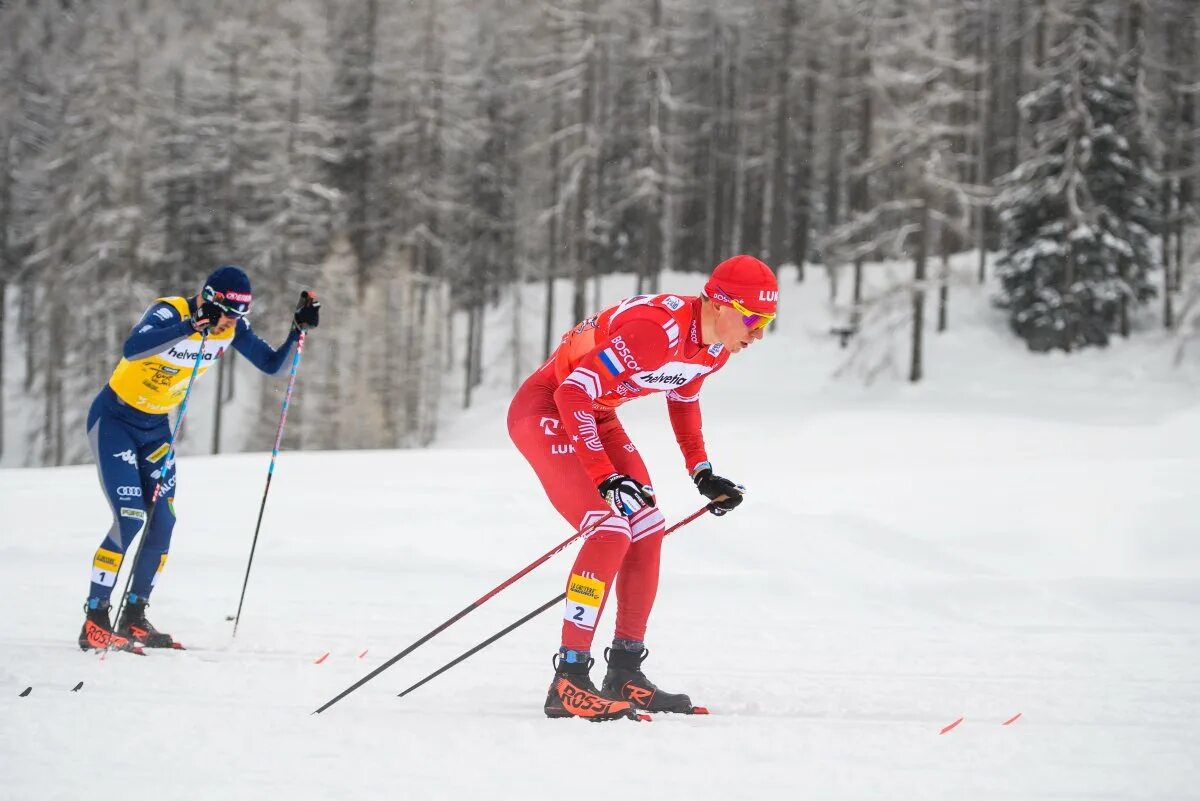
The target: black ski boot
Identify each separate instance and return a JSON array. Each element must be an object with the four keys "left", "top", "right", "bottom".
[
  {"left": 544, "top": 650, "right": 640, "bottom": 721},
  {"left": 602, "top": 646, "right": 699, "bottom": 714},
  {"left": 78, "top": 600, "right": 143, "bottom": 654},
  {"left": 117, "top": 596, "right": 182, "bottom": 649}
]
